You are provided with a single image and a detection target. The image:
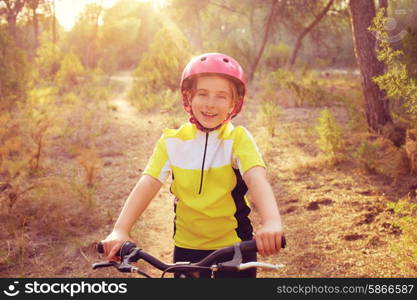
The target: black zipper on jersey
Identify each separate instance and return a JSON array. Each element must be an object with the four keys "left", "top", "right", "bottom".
[{"left": 198, "top": 132, "right": 209, "bottom": 194}]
